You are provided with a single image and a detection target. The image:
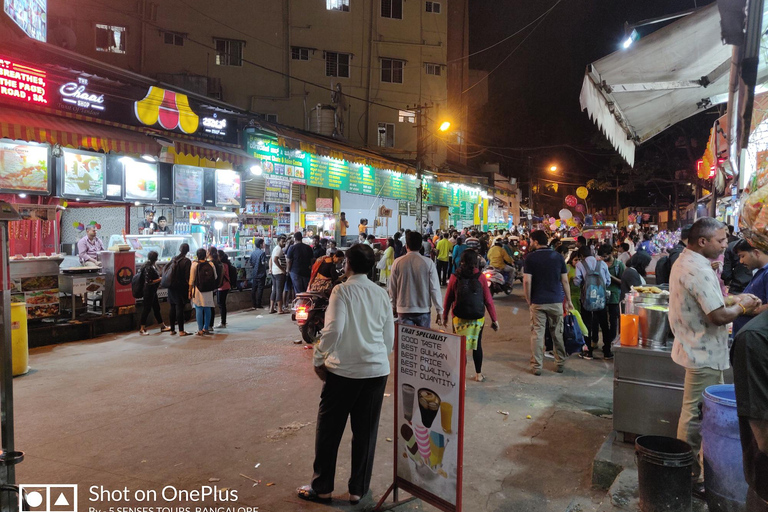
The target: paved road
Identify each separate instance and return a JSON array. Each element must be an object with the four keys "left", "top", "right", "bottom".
[{"left": 13, "top": 287, "right": 614, "bottom": 512}]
